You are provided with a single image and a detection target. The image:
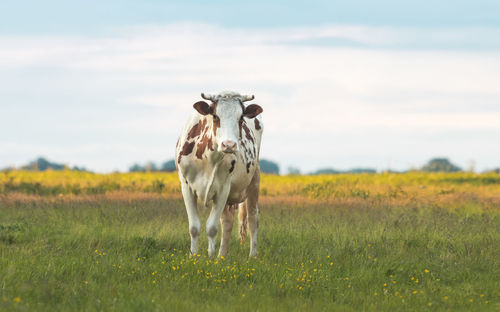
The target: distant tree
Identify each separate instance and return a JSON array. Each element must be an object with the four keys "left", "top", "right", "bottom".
[
  {"left": 19, "top": 157, "right": 89, "bottom": 172},
  {"left": 130, "top": 160, "right": 176, "bottom": 172},
  {"left": 345, "top": 168, "right": 377, "bottom": 174},
  {"left": 72, "top": 166, "right": 89, "bottom": 172},
  {"left": 160, "top": 160, "right": 176, "bottom": 172},
  {"left": 259, "top": 159, "right": 280, "bottom": 175},
  {"left": 487, "top": 168, "right": 500, "bottom": 174},
  {"left": 286, "top": 166, "right": 301, "bottom": 175},
  {"left": 129, "top": 163, "right": 146, "bottom": 172},
  {"left": 22, "top": 157, "right": 65, "bottom": 171},
  {"left": 421, "top": 158, "right": 462, "bottom": 172},
  {"left": 312, "top": 168, "right": 340, "bottom": 175}
]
